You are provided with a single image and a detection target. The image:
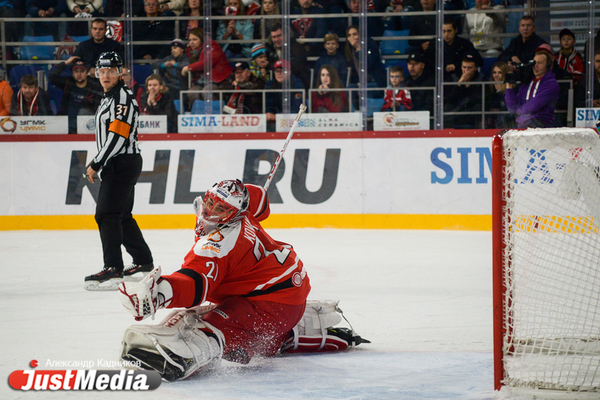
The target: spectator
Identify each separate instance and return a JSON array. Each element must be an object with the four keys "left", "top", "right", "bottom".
[
  {"left": 342, "top": 0, "right": 386, "bottom": 39},
  {"left": 291, "top": 0, "right": 328, "bottom": 57},
  {"left": 443, "top": 18, "right": 483, "bottom": 81},
  {"left": 265, "top": 22, "right": 311, "bottom": 89},
  {"left": 104, "top": 0, "right": 143, "bottom": 17},
  {"left": 344, "top": 25, "right": 387, "bottom": 90},
  {"left": 505, "top": 50, "right": 560, "bottom": 128},
  {"left": 25, "top": 0, "right": 68, "bottom": 40},
  {"left": 48, "top": 57, "right": 103, "bottom": 133},
  {"left": 158, "top": 0, "right": 186, "bottom": 15},
  {"left": 181, "top": 27, "right": 233, "bottom": 106},
  {"left": 485, "top": 60, "right": 513, "bottom": 129},
  {"left": 221, "top": 61, "right": 265, "bottom": 114},
  {"left": 314, "top": 33, "right": 349, "bottom": 87},
  {"left": 554, "top": 28, "right": 584, "bottom": 85},
  {"left": 463, "top": 0, "right": 507, "bottom": 56},
  {"left": 140, "top": 73, "right": 178, "bottom": 133},
  {"left": 408, "top": 0, "right": 437, "bottom": 67},
  {"left": 249, "top": 43, "right": 272, "bottom": 85},
  {"left": 66, "top": 0, "right": 105, "bottom": 37},
  {"left": 0, "top": 1, "right": 24, "bottom": 44},
  {"left": 265, "top": 59, "right": 305, "bottom": 130},
  {"left": 381, "top": 65, "right": 412, "bottom": 111},
  {"left": 152, "top": 38, "right": 190, "bottom": 98},
  {"left": 312, "top": 64, "right": 348, "bottom": 113},
  {"left": 10, "top": 75, "right": 53, "bottom": 116},
  {"left": 216, "top": 0, "right": 254, "bottom": 58},
  {"left": 383, "top": 0, "right": 406, "bottom": 31},
  {"left": 73, "top": 18, "right": 122, "bottom": 75},
  {"left": 179, "top": 0, "right": 203, "bottom": 39},
  {"left": 121, "top": 67, "right": 144, "bottom": 106},
  {"left": 498, "top": 16, "right": 547, "bottom": 72},
  {"left": 575, "top": 48, "right": 600, "bottom": 109},
  {"left": 404, "top": 50, "right": 434, "bottom": 117},
  {"left": 132, "top": 0, "right": 176, "bottom": 60},
  {"left": 253, "top": 0, "right": 280, "bottom": 40},
  {"left": 444, "top": 52, "right": 487, "bottom": 128},
  {"left": 0, "top": 71, "right": 14, "bottom": 116}
]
